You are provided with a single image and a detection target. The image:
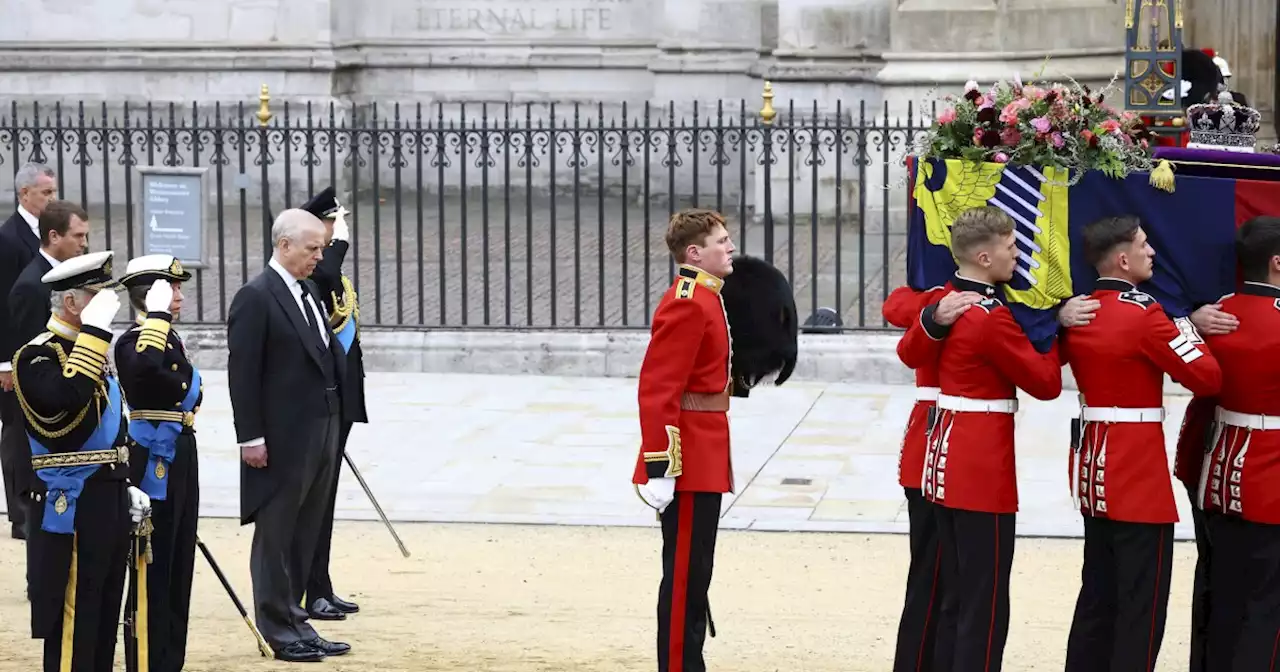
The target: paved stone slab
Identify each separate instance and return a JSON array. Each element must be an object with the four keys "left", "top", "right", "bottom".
[{"left": 0, "top": 371, "right": 1201, "bottom": 541}]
